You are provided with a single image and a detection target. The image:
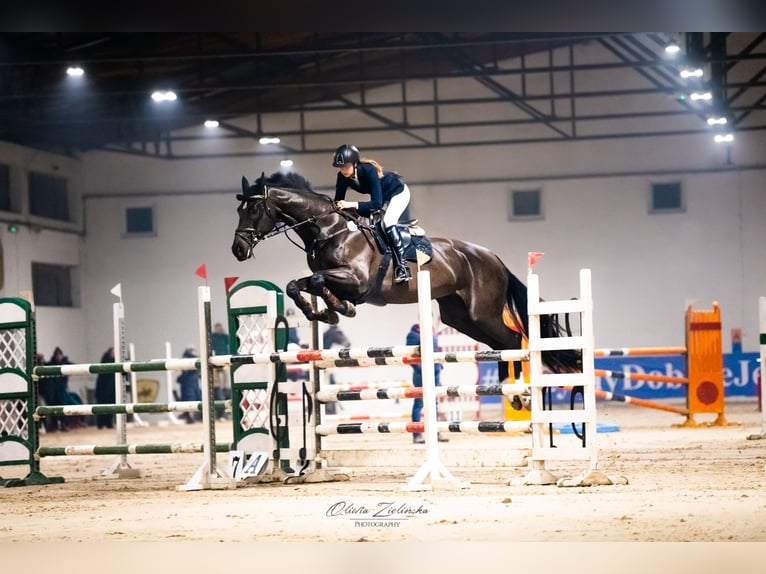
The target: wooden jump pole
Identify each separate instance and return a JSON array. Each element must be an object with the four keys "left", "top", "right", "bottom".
[{"left": 595, "top": 390, "right": 689, "bottom": 416}]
